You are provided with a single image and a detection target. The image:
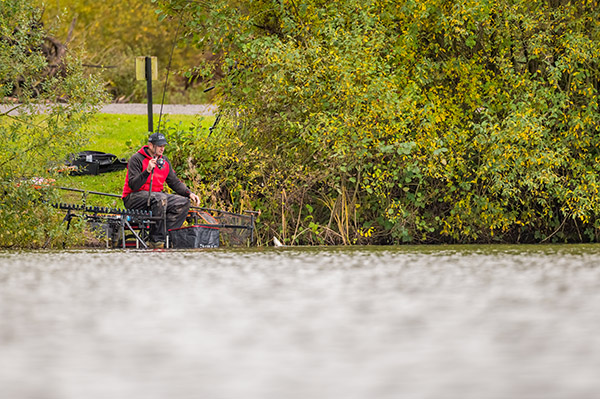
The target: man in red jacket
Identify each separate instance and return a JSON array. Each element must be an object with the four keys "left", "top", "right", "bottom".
[{"left": 122, "top": 132, "right": 200, "bottom": 248}]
